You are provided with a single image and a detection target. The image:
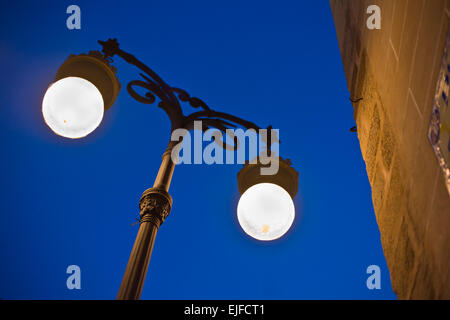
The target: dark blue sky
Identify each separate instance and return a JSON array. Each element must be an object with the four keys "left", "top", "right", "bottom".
[{"left": 0, "top": 0, "right": 397, "bottom": 299}]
